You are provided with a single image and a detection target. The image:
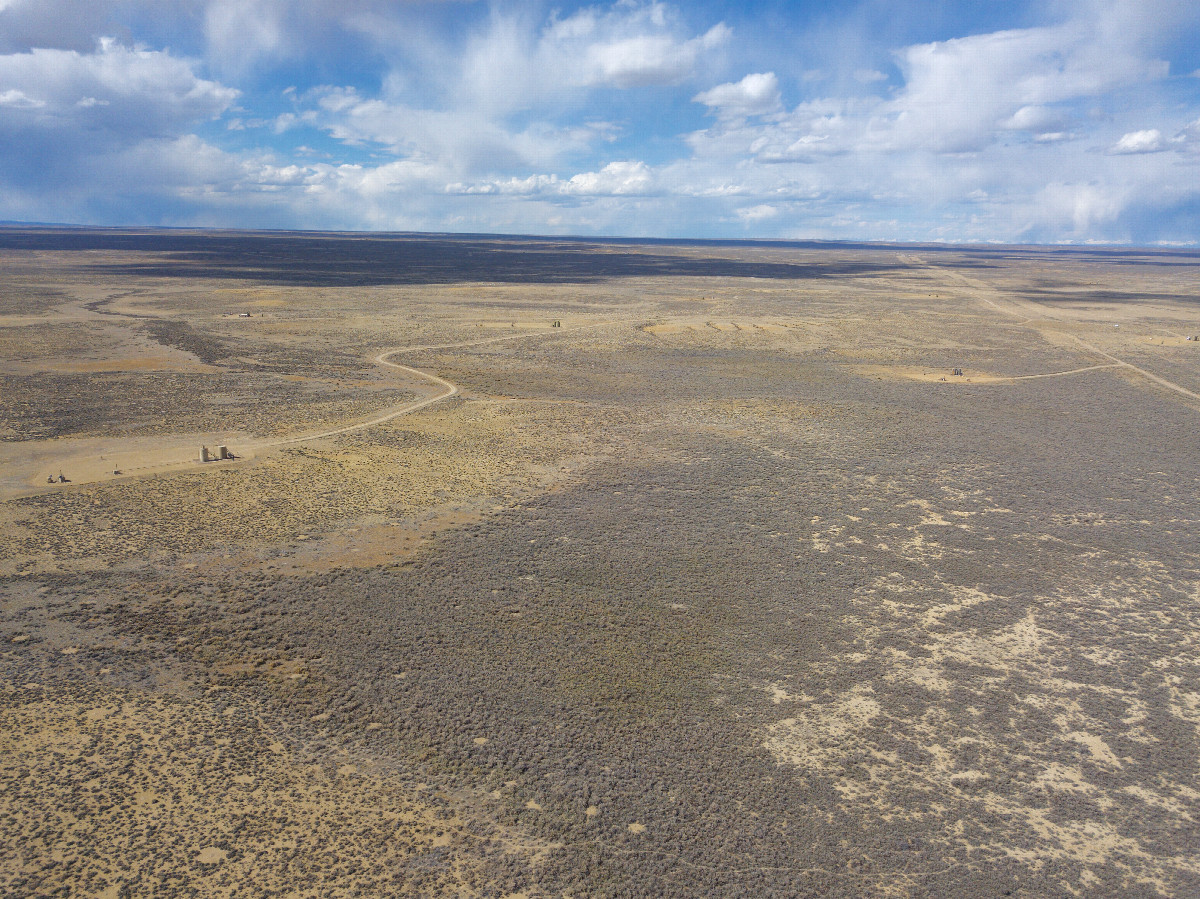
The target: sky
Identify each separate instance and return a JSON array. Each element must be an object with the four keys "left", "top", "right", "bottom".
[{"left": 1, "top": 0, "right": 1199, "bottom": 244}]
